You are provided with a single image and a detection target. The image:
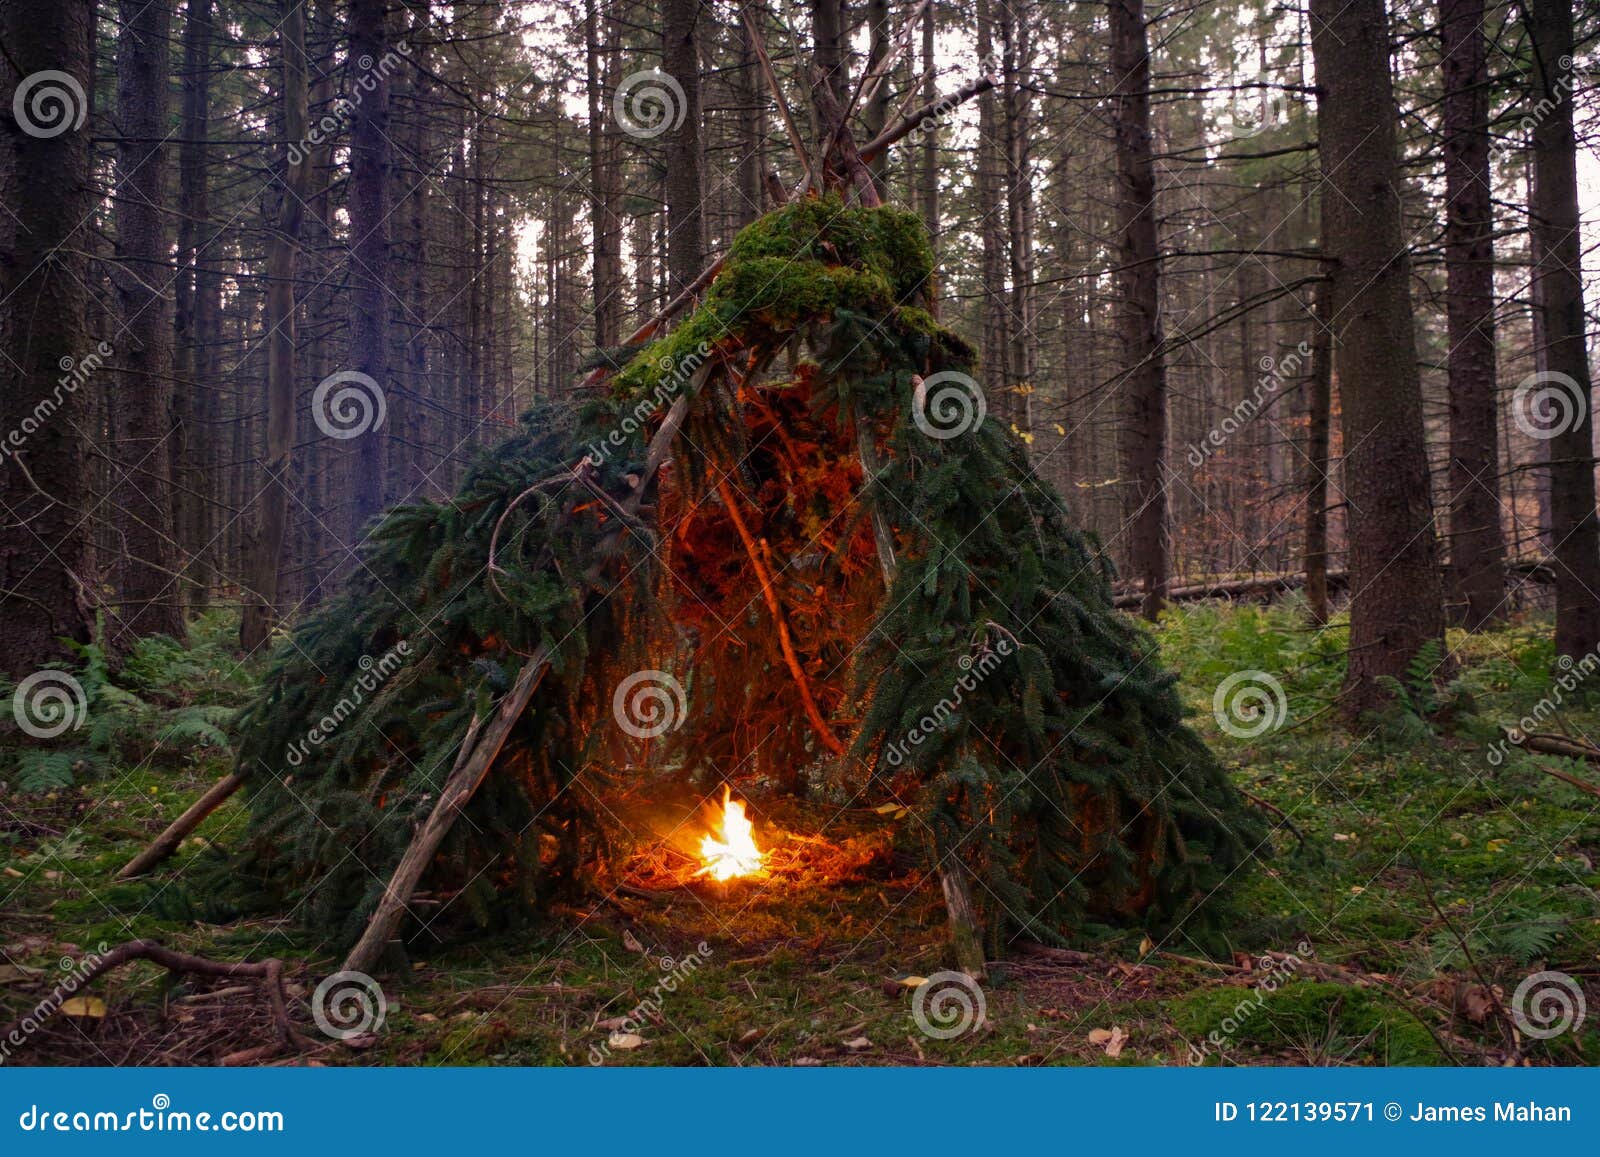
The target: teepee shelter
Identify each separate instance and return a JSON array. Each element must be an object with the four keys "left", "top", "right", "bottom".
[{"left": 121, "top": 36, "right": 1263, "bottom": 981}]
